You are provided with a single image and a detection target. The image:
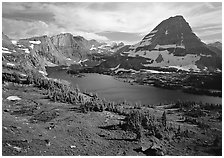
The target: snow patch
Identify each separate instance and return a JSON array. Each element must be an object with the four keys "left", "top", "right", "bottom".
[
  {"left": 11, "top": 40, "right": 17, "bottom": 45},
  {"left": 77, "top": 59, "right": 89, "bottom": 64},
  {"left": 109, "top": 49, "right": 115, "bottom": 53},
  {"left": 134, "top": 49, "right": 200, "bottom": 71},
  {"left": 6, "top": 143, "right": 12, "bottom": 147},
  {"left": 169, "top": 66, "right": 189, "bottom": 72},
  {"left": 97, "top": 45, "right": 104, "bottom": 49},
  {"left": 6, "top": 63, "right": 15, "bottom": 66},
  {"left": 97, "top": 44, "right": 111, "bottom": 50},
  {"left": 6, "top": 63, "right": 15, "bottom": 67},
  {"left": 110, "top": 64, "right": 120, "bottom": 70},
  {"left": 45, "top": 61, "right": 58, "bottom": 67},
  {"left": 30, "top": 44, "right": 34, "bottom": 49},
  {"left": 22, "top": 48, "right": 30, "bottom": 54},
  {"left": 39, "top": 70, "right": 47, "bottom": 76},
  {"left": 115, "top": 68, "right": 139, "bottom": 74},
  {"left": 168, "top": 65, "right": 200, "bottom": 72},
  {"left": 142, "top": 69, "right": 171, "bottom": 74},
  {"left": 7, "top": 96, "right": 21, "bottom": 101},
  {"left": 13, "top": 146, "right": 22, "bottom": 152},
  {"left": 29, "top": 40, "right": 41, "bottom": 44},
  {"left": 165, "top": 30, "right": 168, "bottom": 35},
  {"left": 139, "top": 38, "right": 152, "bottom": 47},
  {"left": 144, "top": 34, "right": 155, "bottom": 39},
  {"left": 66, "top": 58, "right": 72, "bottom": 60},
  {"left": 82, "top": 59, "right": 89, "bottom": 62},
  {"left": 155, "top": 44, "right": 176, "bottom": 49},
  {"left": 180, "top": 33, "right": 184, "bottom": 46},
  {"left": 177, "top": 45, "right": 185, "bottom": 49},
  {"left": 20, "top": 73, "right": 27, "bottom": 77},
  {"left": 203, "top": 67, "right": 208, "bottom": 71},
  {"left": 200, "top": 54, "right": 212, "bottom": 57},
  {"left": 182, "top": 65, "right": 200, "bottom": 72},
  {"left": 90, "top": 45, "right": 97, "bottom": 51},
  {"left": 154, "top": 44, "right": 185, "bottom": 49},
  {"left": 2, "top": 50, "right": 12, "bottom": 54},
  {"left": 2, "top": 47, "right": 9, "bottom": 50},
  {"left": 150, "top": 30, "right": 158, "bottom": 34},
  {"left": 29, "top": 41, "right": 41, "bottom": 49}
]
